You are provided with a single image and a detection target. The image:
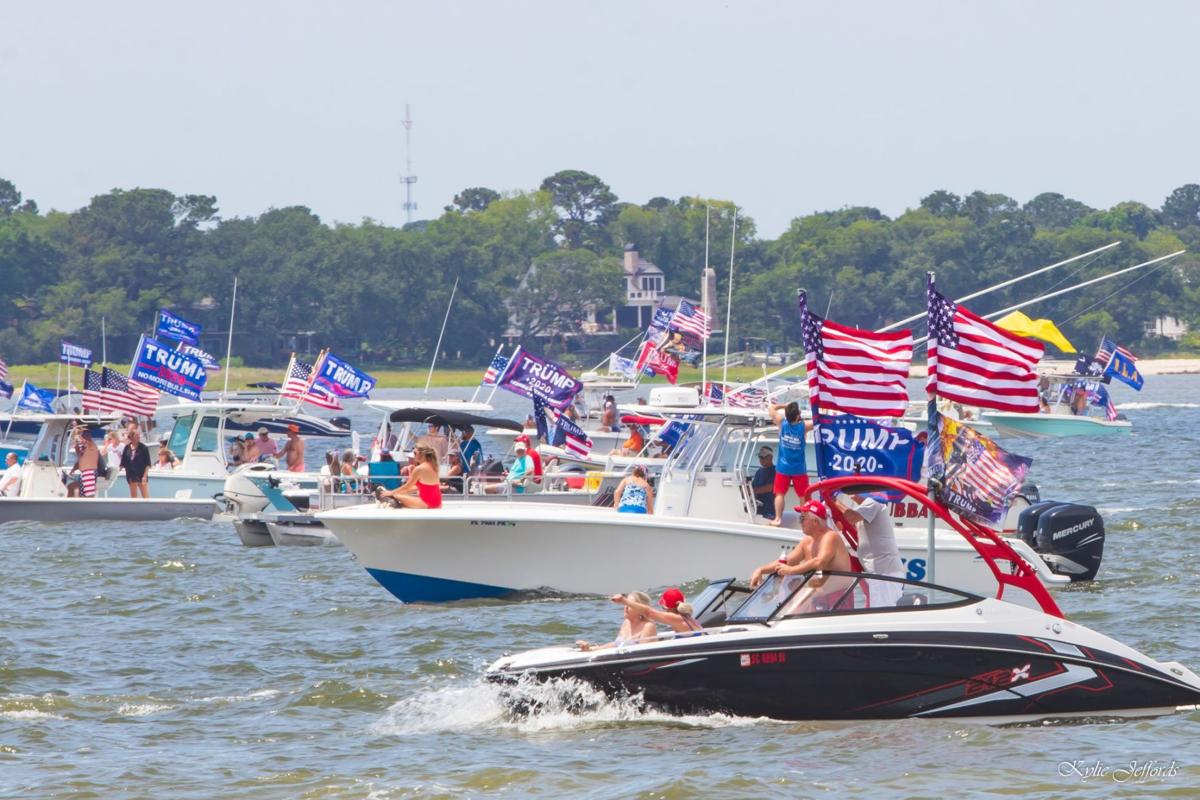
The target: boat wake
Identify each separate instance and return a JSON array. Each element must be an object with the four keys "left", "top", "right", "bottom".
[
  {"left": 1114, "top": 401, "right": 1200, "bottom": 410},
  {"left": 370, "top": 676, "right": 767, "bottom": 735}
]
